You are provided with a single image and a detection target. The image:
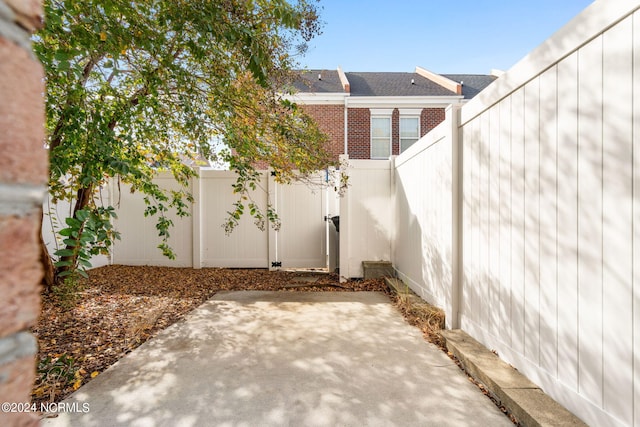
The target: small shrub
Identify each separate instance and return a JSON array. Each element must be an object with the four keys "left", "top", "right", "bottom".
[{"left": 52, "top": 277, "right": 85, "bottom": 310}]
